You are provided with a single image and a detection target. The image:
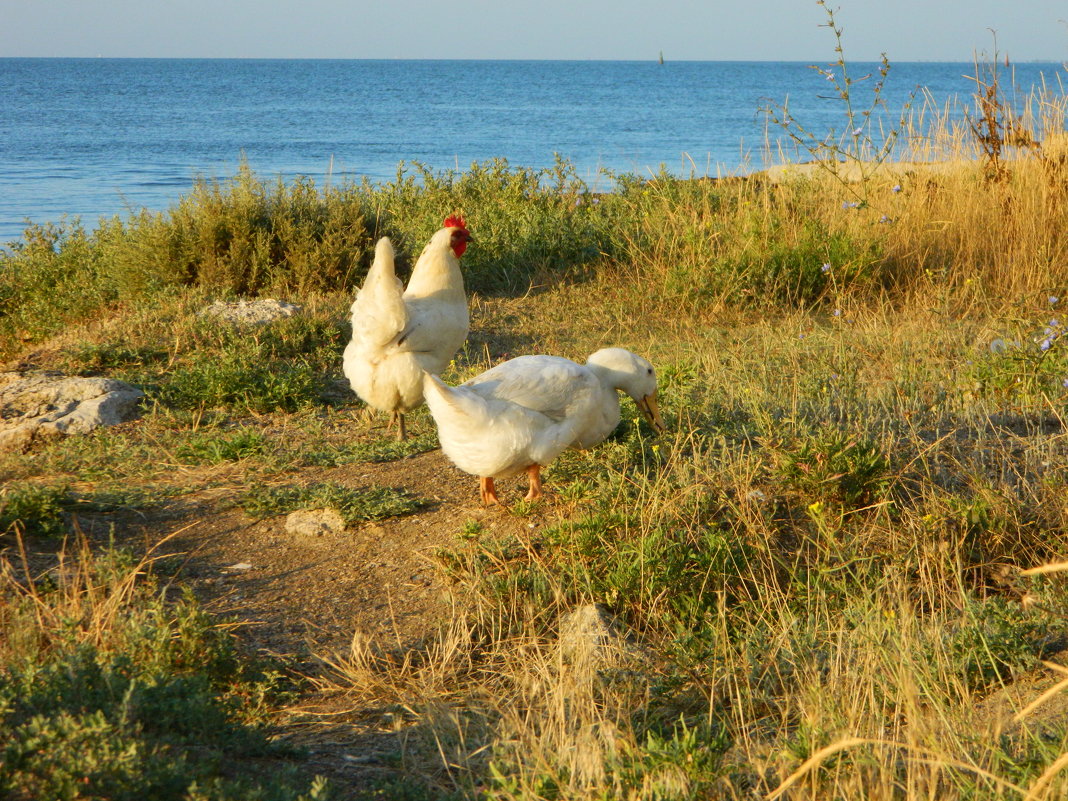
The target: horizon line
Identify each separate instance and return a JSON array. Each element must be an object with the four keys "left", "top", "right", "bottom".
[{"left": 2, "top": 55, "right": 1064, "bottom": 64}]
